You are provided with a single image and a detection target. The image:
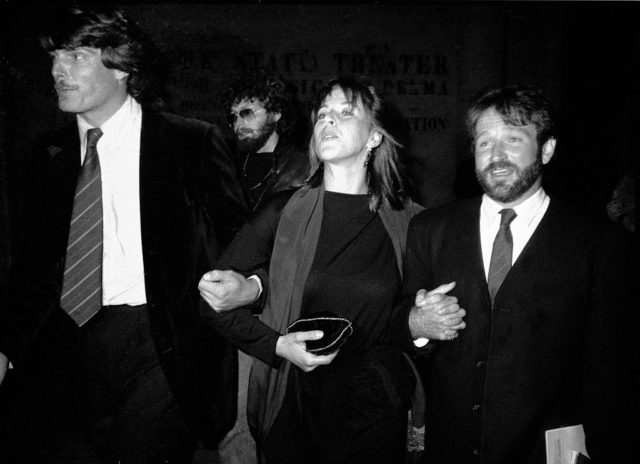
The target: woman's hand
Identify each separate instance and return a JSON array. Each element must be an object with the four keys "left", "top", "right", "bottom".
[
  {"left": 198, "top": 269, "right": 260, "bottom": 312},
  {"left": 275, "top": 331, "right": 338, "bottom": 372}
]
